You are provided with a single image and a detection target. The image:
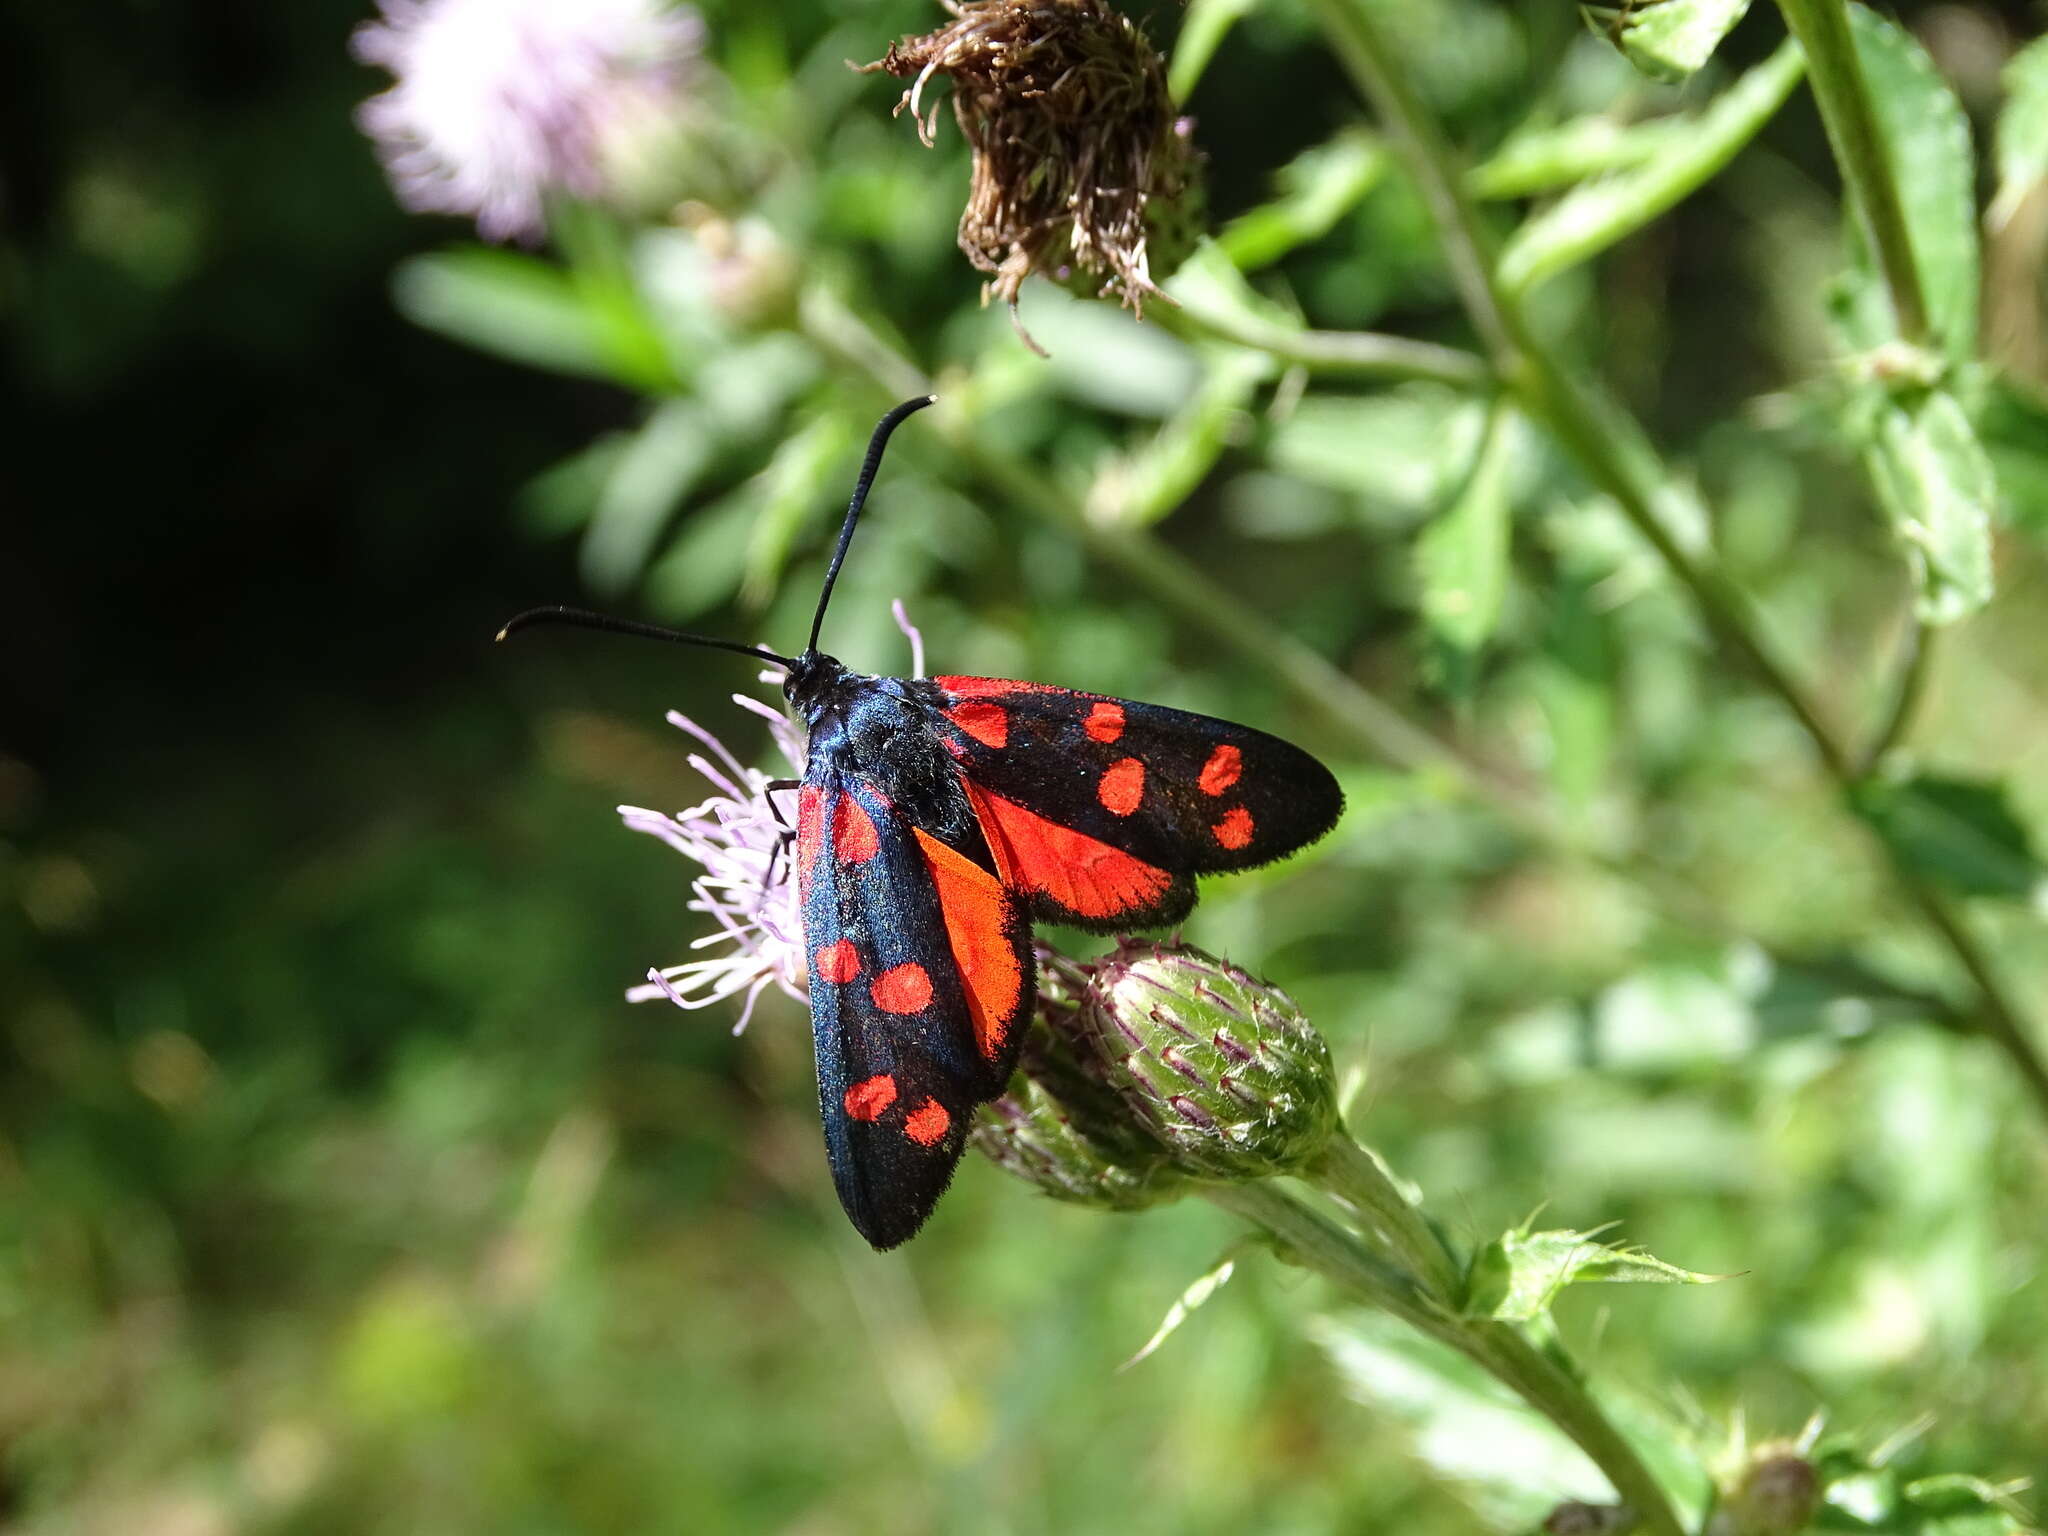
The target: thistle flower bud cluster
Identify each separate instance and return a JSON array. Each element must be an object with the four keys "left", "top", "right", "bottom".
[
  {"left": 1079, "top": 941, "right": 1339, "bottom": 1179},
  {"left": 864, "top": 0, "right": 1200, "bottom": 342},
  {"left": 972, "top": 940, "right": 1340, "bottom": 1199},
  {"left": 969, "top": 956, "right": 1194, "bottom": 1211}
]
